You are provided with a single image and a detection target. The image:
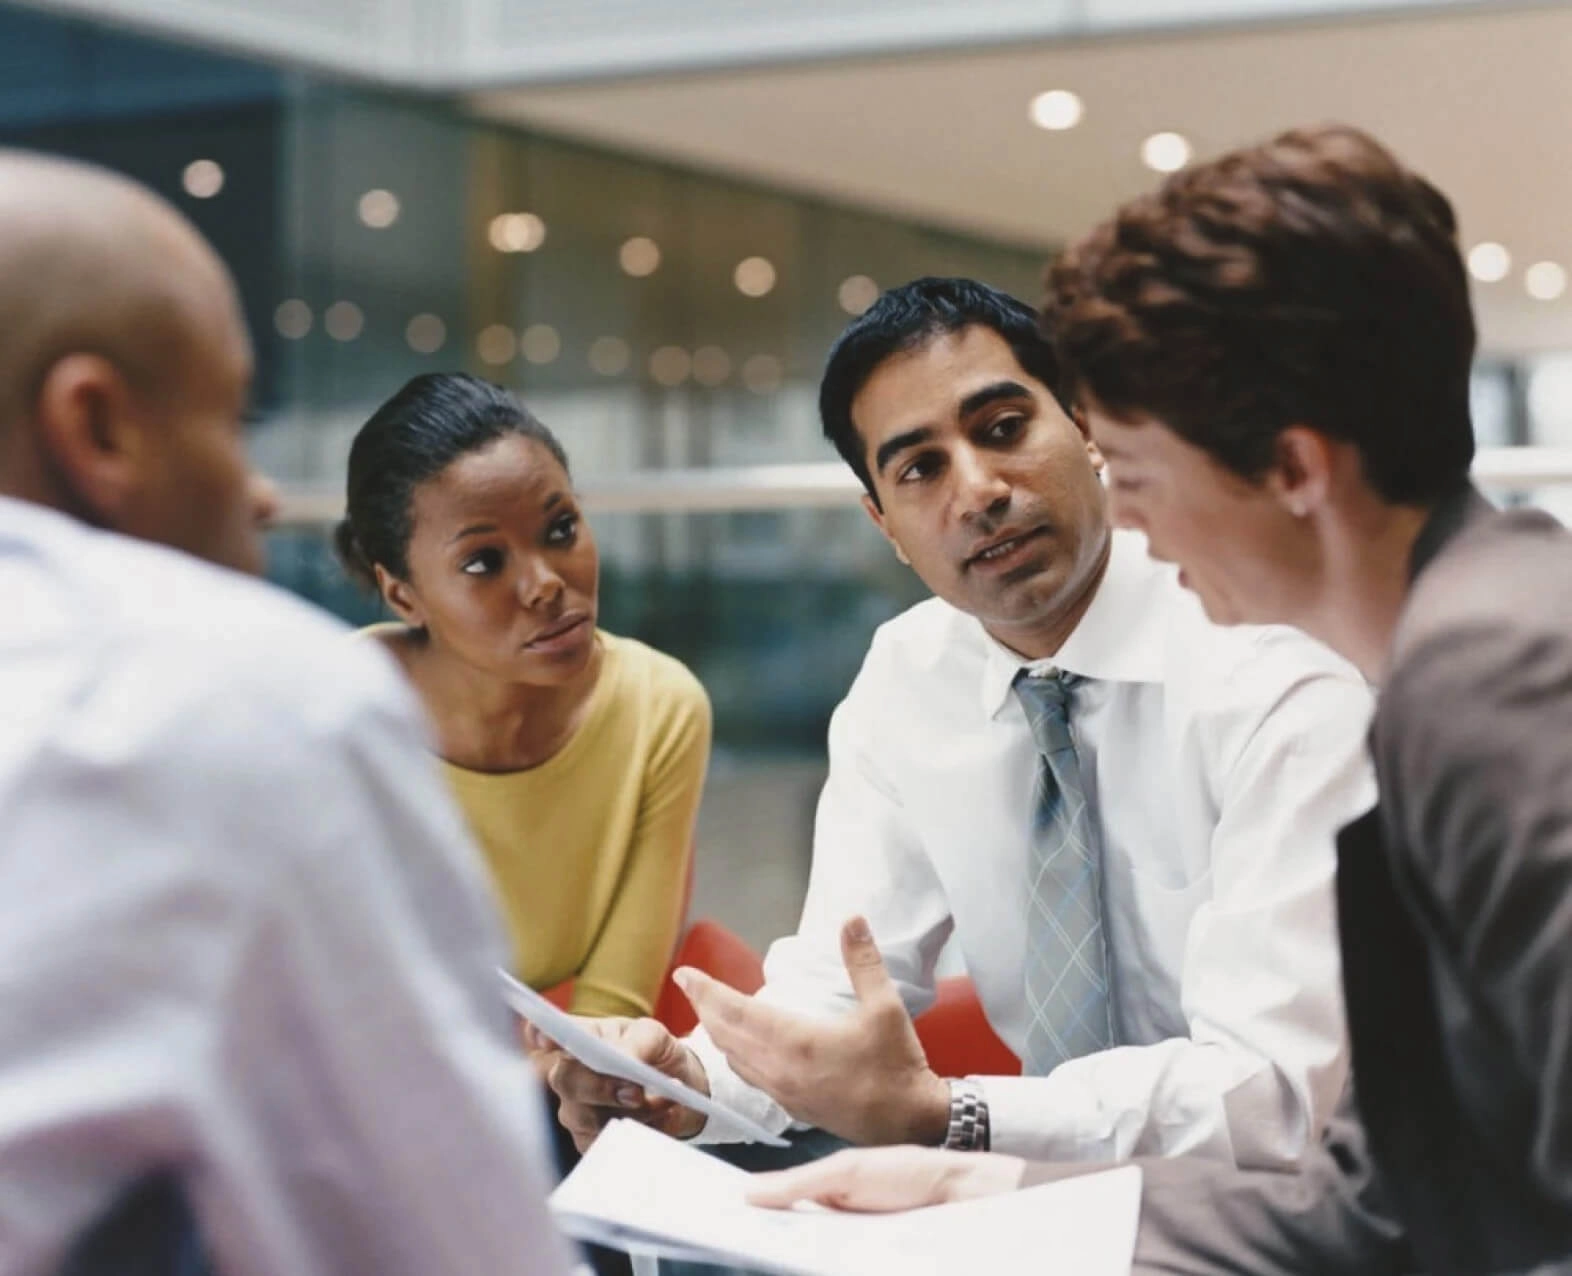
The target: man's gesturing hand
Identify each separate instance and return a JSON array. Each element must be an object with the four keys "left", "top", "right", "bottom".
[
  {"left": 674, "top": 915, "right": 949, "bottom": 1147},
  {"left": 524, "top": 1015, "right": 711, "bottom": 1154}
]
